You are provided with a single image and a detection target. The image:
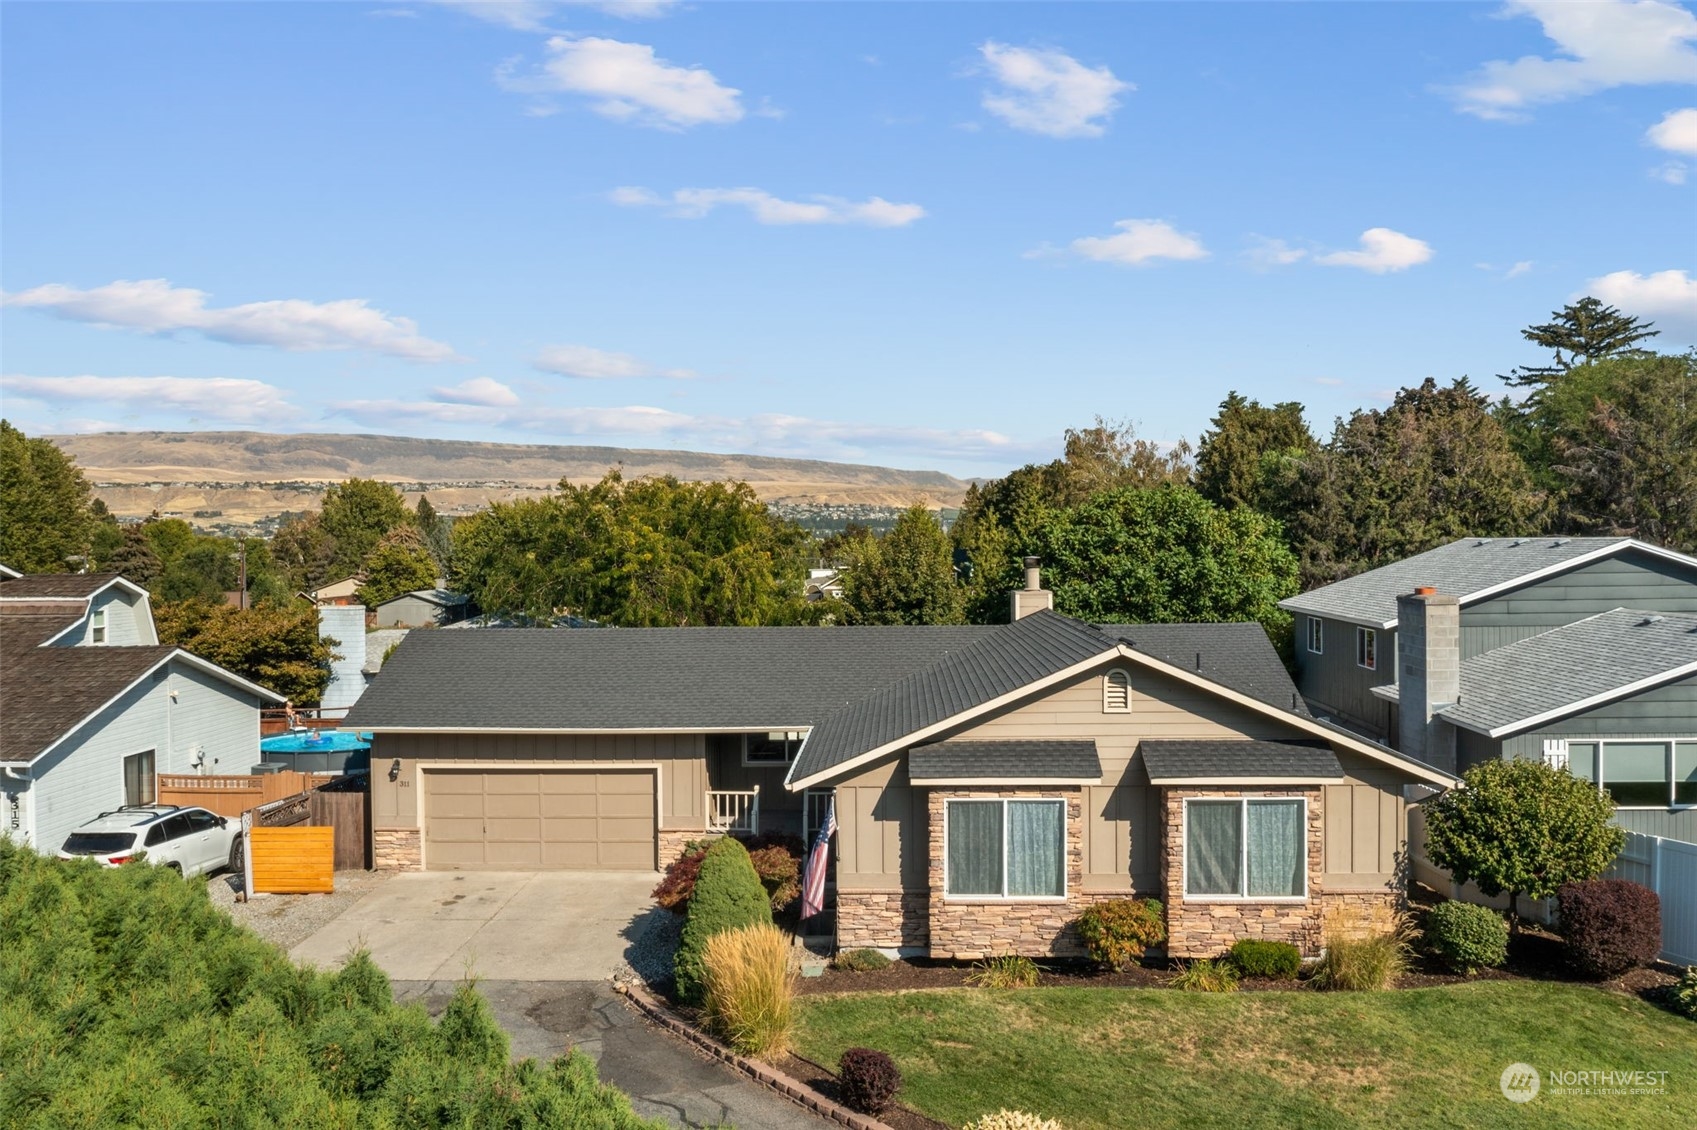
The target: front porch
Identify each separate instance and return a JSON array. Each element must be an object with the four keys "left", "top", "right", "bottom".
[{"left": 702, "top": 733, "right": 831, "bottom": 842}]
